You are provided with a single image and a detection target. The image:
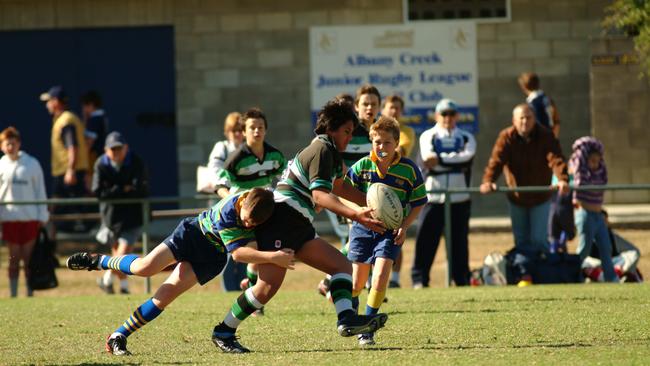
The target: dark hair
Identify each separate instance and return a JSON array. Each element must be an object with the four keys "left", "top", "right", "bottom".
[
  {"left": 518, "top": 72, "right": 540, "bottom": 91},
  {"left": 243, "top": 188, "right": 275, "bottom": 224},
  {"left": 0, "top": 126, "right": 20, "bottom": 143},
  {"left": 355, "top": 84, "right": 381, "bottom": 105},
  {"left": 80, "top": 90, "right": 103, "bottom": 108},
  {"left": 335, "top": 93, "right": 355, "bottom": 105},
  {"left": 383, "top": 94, "right": 404, "bottom": 109},
  {"left": 314, "top": 99, "right": 359, "bottom": 134},
  {"left": 242, "top": 107, "right": 268, "bottom": 129}
]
